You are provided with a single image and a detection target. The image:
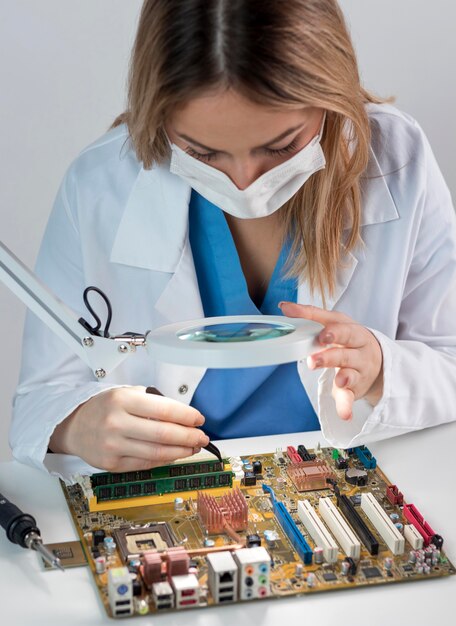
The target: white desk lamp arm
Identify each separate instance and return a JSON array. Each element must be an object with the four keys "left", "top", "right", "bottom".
[{"left": 0, "top": 241, "right": 144, "bottom": 378}]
